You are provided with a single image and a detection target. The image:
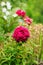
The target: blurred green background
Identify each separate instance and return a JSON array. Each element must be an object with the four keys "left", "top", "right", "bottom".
[
  {"left": 0, "top": 0, "right": 43, "bottom": 41},
  {"left": 0, "top": 0, "right": 43, "bottom": 23},
  {"left": 0, "top": 0, "right": 43, "bottom": 65}
]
